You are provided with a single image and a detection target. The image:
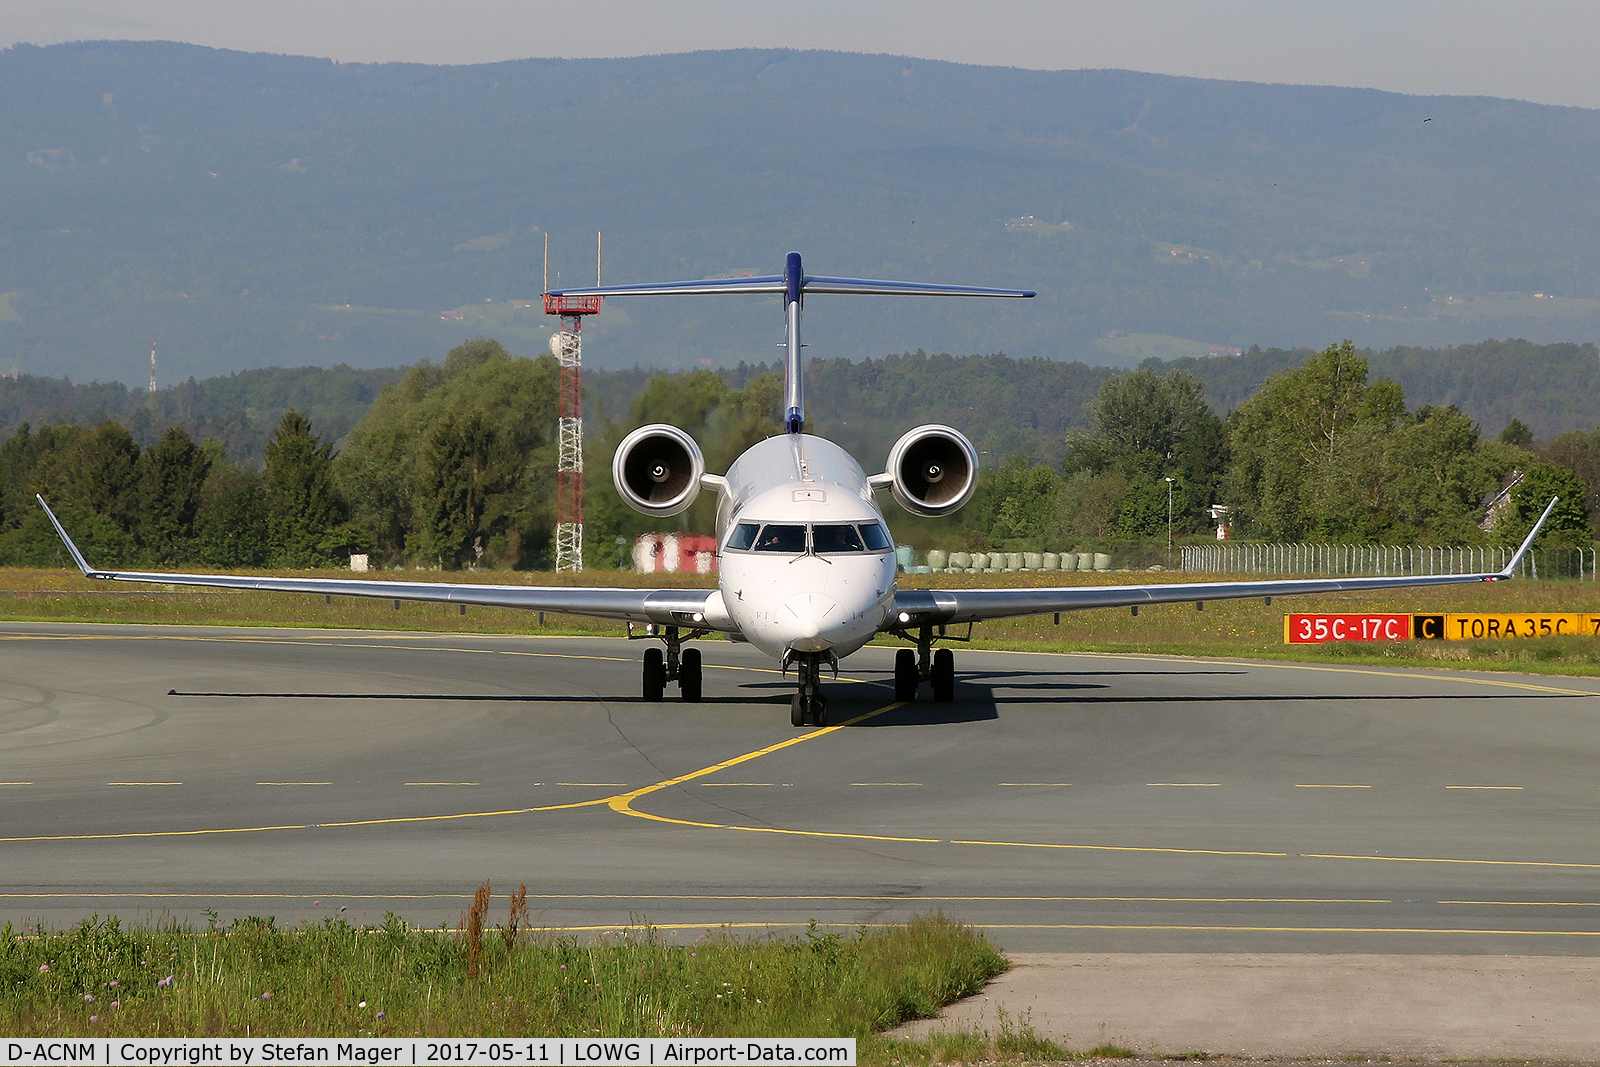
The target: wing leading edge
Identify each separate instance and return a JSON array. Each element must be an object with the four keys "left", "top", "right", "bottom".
[
  {"left": 893, "top": 498, "right": 1561, "bottom": 627},
  {"left": 36, "top": 496, "right": 727, "bottom": 629}
]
